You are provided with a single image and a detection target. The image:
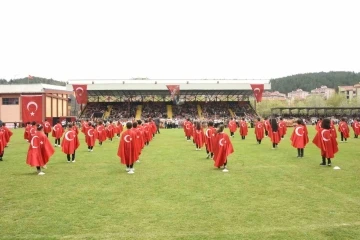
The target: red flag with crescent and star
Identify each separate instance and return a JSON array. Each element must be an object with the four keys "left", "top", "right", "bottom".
[
  {"left": 166, "top": 85, "right": 180, "bottom": 103},
  {"left": 250, "top": 84, "right": 264, "bottom": 103},
  {"left": 73, "top": 84, "right": 88, "bottom": 104},
  {"left": 21, "top": 95, "right": 43, "bottom": 123}
]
